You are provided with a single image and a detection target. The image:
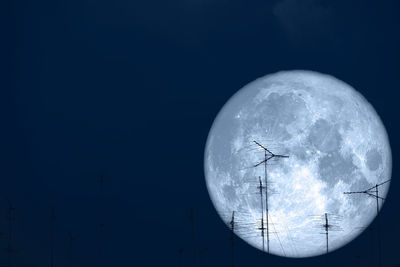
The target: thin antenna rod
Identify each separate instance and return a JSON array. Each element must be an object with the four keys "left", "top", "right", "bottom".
[
  {"left": 253, "top": 140, "right": 289, "bottom": 253},
  {"left": 344, "top": 180, "right": 390, "bottom": 267},
  {"left": 230, "top": 211, "right": 235, "bottom": 267},
  {"left": 257, "top": 177, "right": 265, "bottom": 252},
  {"left": 375, "top": 185, "right": 382, "bottom": 267},
  {"left": 264, "top": 150, "right": 270, "bottom": 253},
  {"left": 67, "top": 232, "right": 75, "bottom": 267},
  {"left": 324, "top": 213, "right": 329, "bottom": 254}
]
